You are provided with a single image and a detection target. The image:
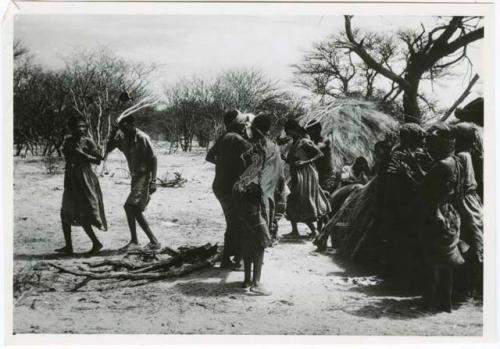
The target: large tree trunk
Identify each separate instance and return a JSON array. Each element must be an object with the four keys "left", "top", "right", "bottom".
[
  {"left": 402, "top": 69, "right": 423, "bottom": 123},
  {"left": 402, "top": 89, "right": 421, "bottom": 123}
]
